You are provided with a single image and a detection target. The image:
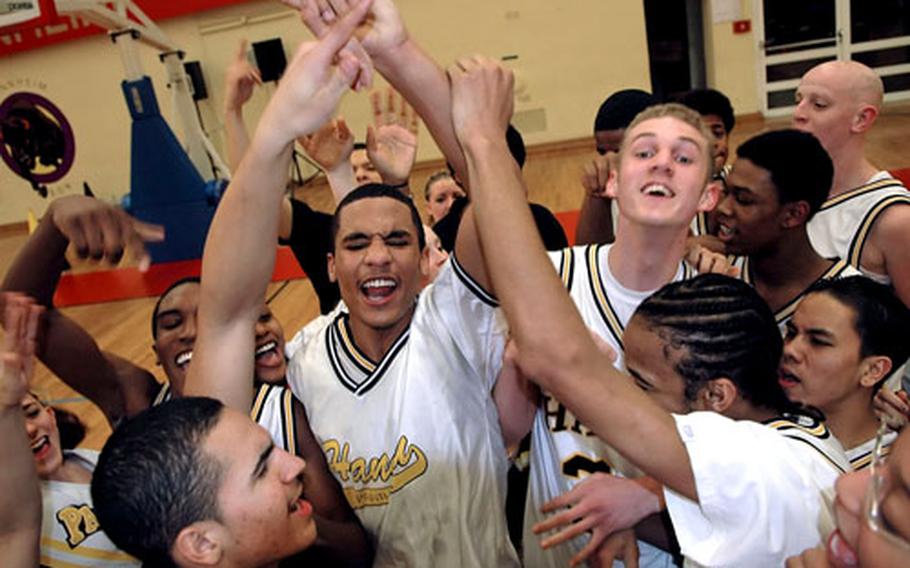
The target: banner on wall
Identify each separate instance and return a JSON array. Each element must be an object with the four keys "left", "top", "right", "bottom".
[{"left": 0, "top": 0, "right": 256, "bottom": 56}]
